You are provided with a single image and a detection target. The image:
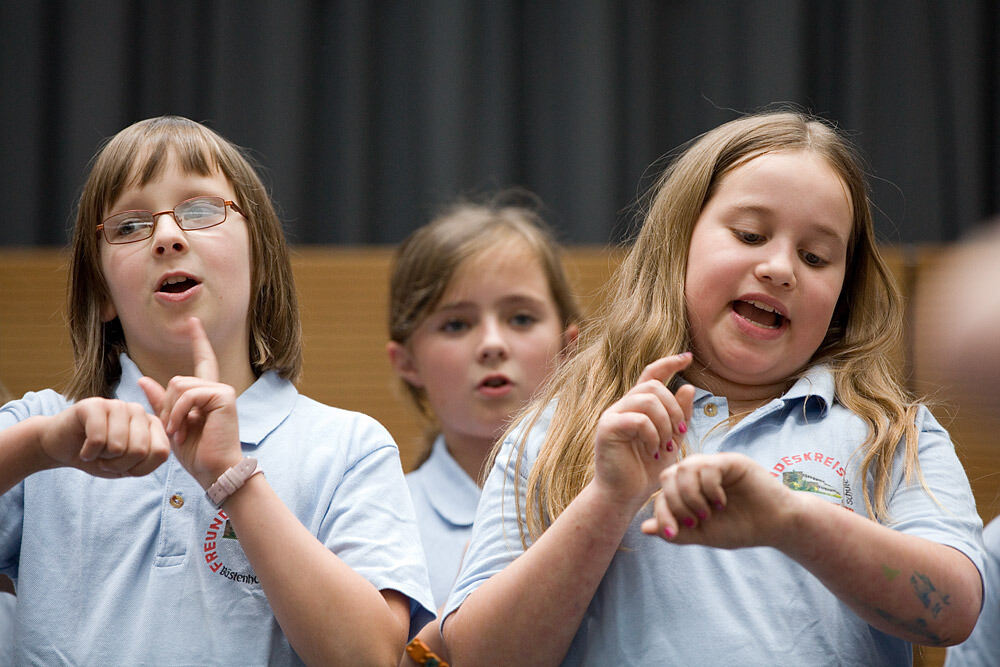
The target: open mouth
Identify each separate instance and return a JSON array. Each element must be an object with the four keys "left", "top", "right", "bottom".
[
  {"left": 158, "top": 276, "right": 200, "bottom": 294},
  {"left": 732, "top": 299, "right": 786, "bottom": 329},
  {"left": 480, "top": 376, "right": 511, "bottom": 389}
]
